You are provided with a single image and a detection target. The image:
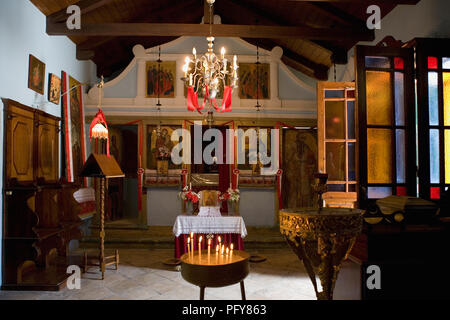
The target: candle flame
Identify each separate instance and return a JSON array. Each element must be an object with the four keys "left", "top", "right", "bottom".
[{"left": 230, "top": 243, "right": 234, "bottom": 250}]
